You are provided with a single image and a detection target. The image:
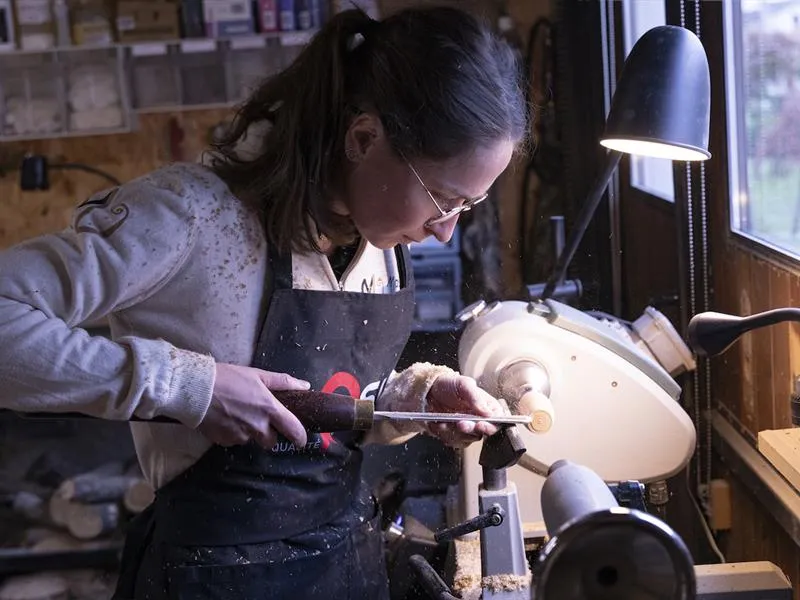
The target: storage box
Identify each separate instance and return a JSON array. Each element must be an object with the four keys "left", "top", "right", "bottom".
[
  {"left": 277, "top": 0, "right": 293, "bottom": 31},
  {"left": 0, "top": 53, "right": 64, "bottom": 137},
  {"left": 70, "top": 0, "right": 115, "bottom": 46},
  {"left": 116, "top": 0, "right": 180, "bottom": 42},
  {"left": 179, "top": 0, "right": 204, "bottom": 37},
  {"left": 203, "top": 0, "right": 255, "bottom": 37},
  {"left": 14, "top": 0, "right": 55, "bottom": 50},
  {"left": 255, "top": 0, "right": 276, "bottom": 32}
]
